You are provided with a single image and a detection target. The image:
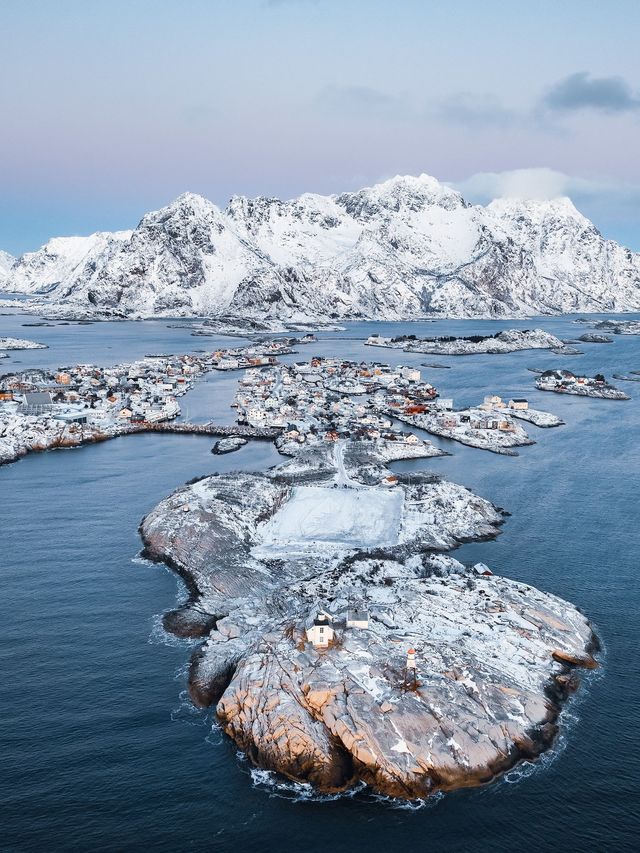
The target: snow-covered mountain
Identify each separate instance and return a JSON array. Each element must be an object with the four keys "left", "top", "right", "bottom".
[
  {"left": 0, "top": 250, "right": 15, "bottom": 285},
  {"left": 7, "top": 231, "right": 132, "bottom": 296},
  {"left": 4, "top": 174, "right": 640, "bottom": 321}
]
